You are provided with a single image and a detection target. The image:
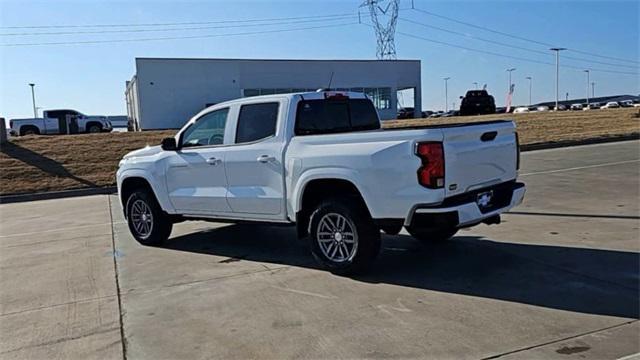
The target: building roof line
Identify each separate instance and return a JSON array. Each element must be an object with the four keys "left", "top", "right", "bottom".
[{"left": 135, "top": 57, "right": 421, "bottom": 63}]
